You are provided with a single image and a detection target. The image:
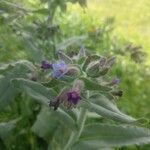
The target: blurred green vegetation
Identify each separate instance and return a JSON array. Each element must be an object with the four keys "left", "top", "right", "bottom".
[
  {"left": 55, "top": 0, "right": 150, "bottom": 119},
  {"left": 0, "top": 0, "right": 150, "bottom": 149}
]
